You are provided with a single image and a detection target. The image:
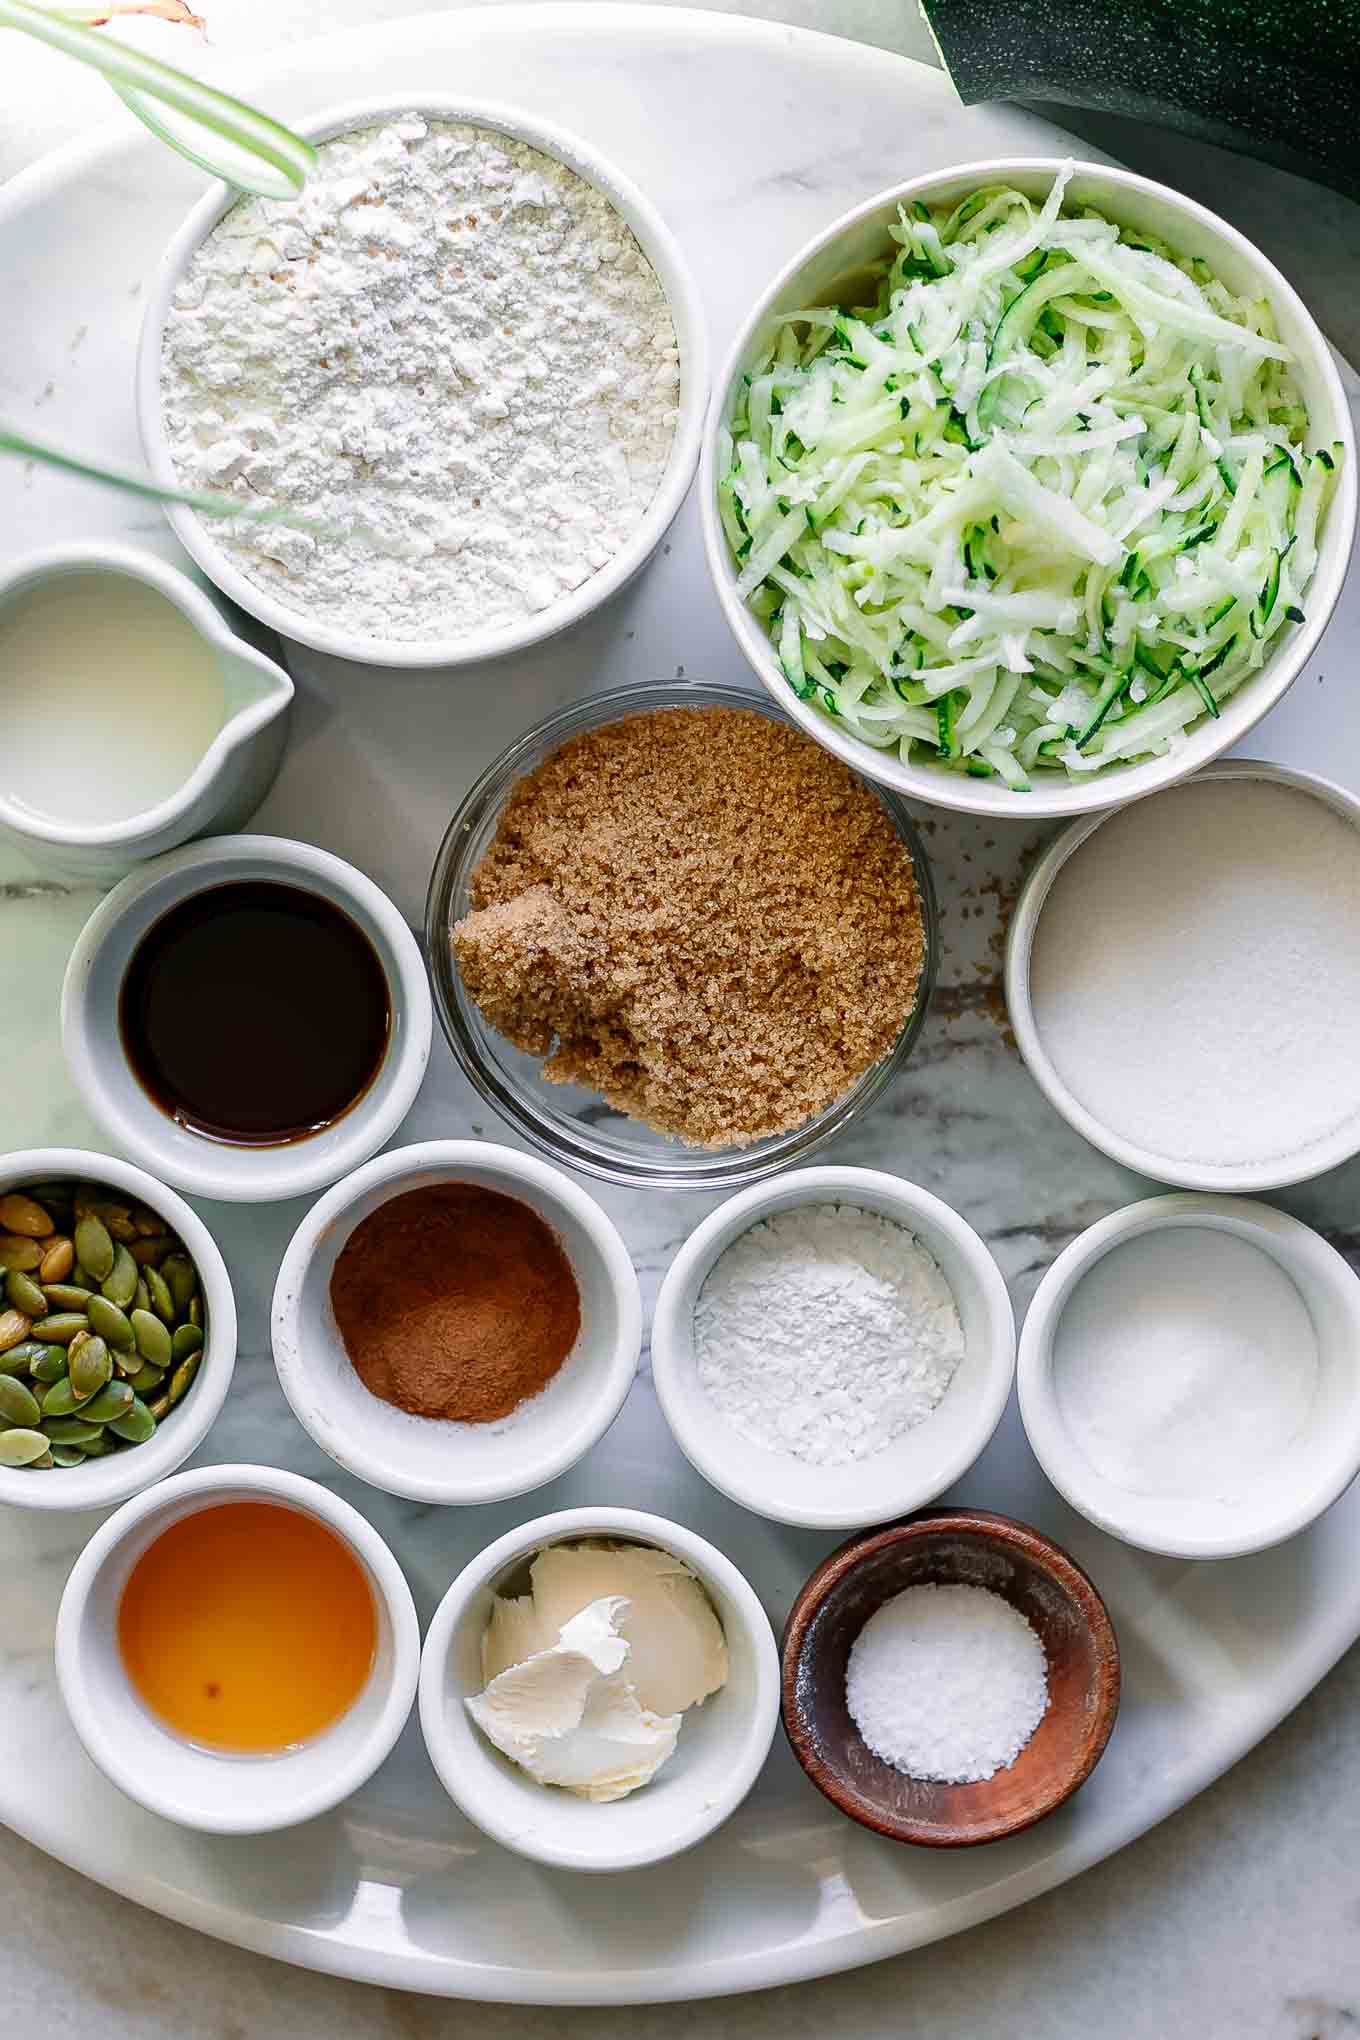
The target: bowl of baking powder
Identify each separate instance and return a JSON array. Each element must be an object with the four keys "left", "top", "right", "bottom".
[
  {"left": 138, "top": 98, "right": 707, "bottom": 667},
  {"left": 651, "top": 1165, "right": 1015, "bottom": 1529}
]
